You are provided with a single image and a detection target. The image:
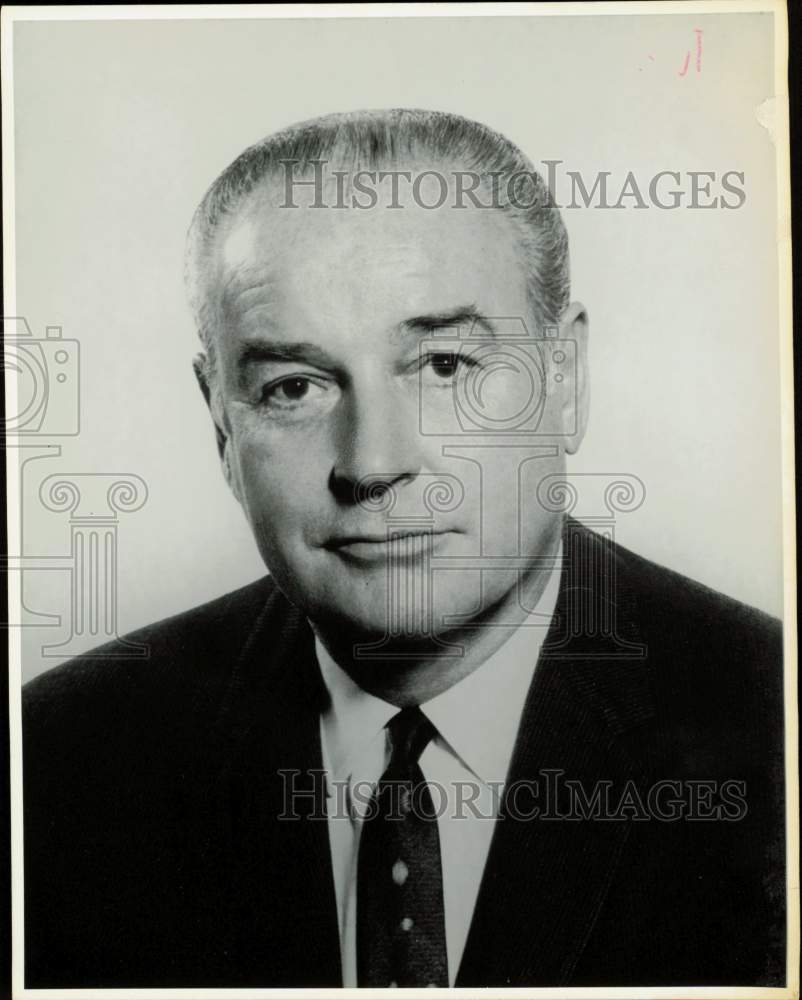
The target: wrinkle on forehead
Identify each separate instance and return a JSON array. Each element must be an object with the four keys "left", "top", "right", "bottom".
[
  {"left": 219, "top": 264, "right": 279, "bottom": 313},
  {"left": 211, "top": 176, "right": 529, "bottom": 340}
]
